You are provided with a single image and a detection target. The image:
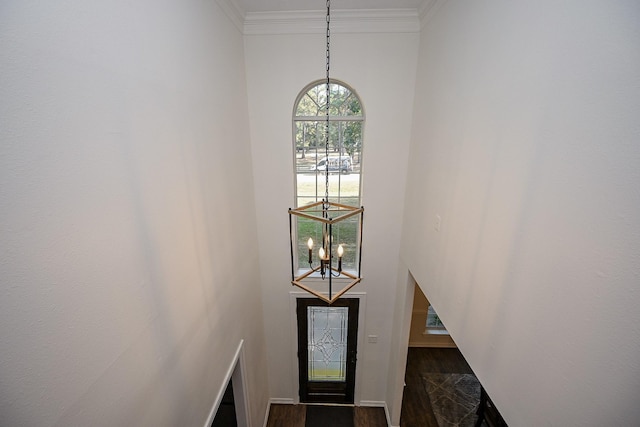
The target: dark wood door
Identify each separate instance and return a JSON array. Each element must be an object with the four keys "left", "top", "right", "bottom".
[{"left": 297, "top": 298, "right": 359, "bottom": 404}]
